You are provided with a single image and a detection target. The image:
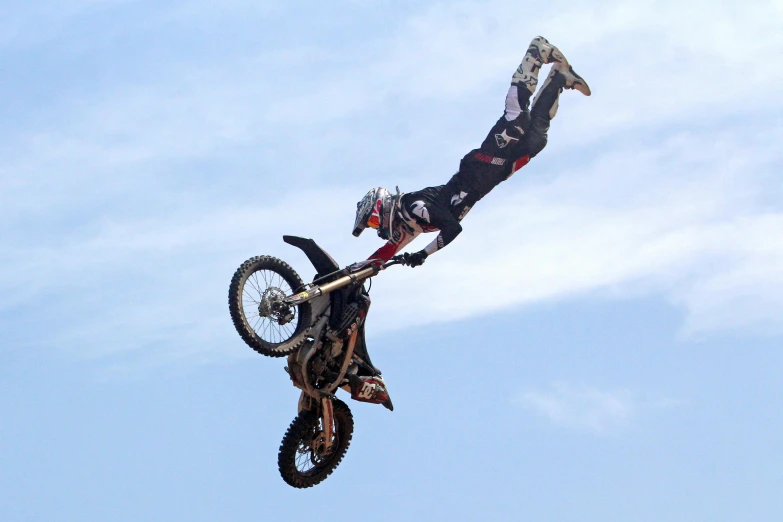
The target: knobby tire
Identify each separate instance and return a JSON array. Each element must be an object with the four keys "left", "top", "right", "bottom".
[
  {"left": 228, "top": 255, "right": 311, "bottom": 357},
  {"left": 278, "top": 399, "right": 354, "bottom": 488}
]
